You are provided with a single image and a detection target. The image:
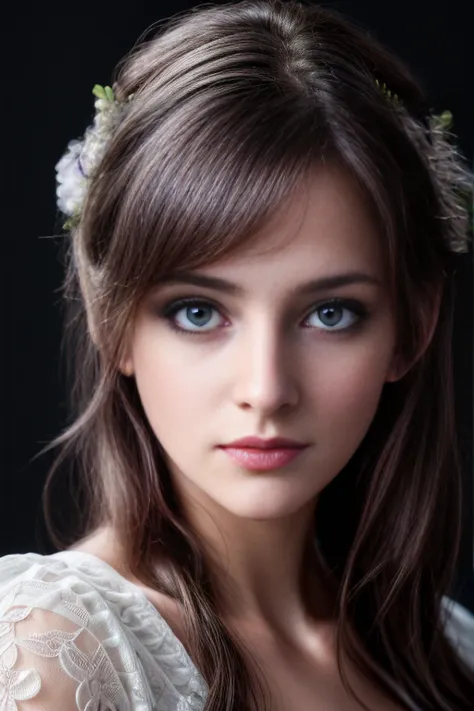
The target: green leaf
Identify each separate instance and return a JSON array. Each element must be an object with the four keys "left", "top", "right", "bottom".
[
  {"left": 92, "top": 84, "right": 107, "bottom": 99},
  {"left": 63, "top": 210, "right": 81, "bottom": 231},
  {"left": 104, "top": 85, "right": 115, "bottom": 102},
  {"left": 439, "top": 110, "right": 453, "bottom": 129}
]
